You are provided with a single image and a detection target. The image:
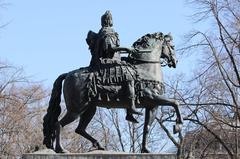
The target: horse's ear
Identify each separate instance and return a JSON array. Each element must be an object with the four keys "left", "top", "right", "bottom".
[{"left": 167, "top": 32, "right": 173, "bottom": 40}]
